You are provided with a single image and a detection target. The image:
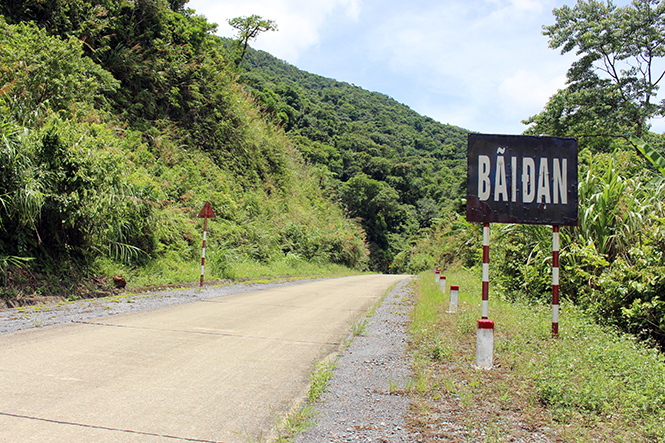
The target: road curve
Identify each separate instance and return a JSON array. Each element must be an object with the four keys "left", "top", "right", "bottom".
[{"left": 0, "top": 274, "right": 409, "bottom": 443}]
